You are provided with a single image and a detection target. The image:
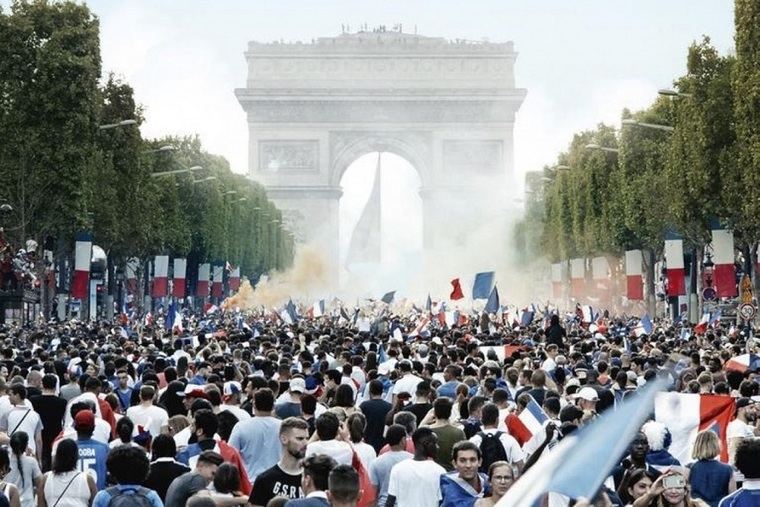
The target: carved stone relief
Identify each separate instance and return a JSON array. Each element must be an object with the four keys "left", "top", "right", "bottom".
[{"left": 258, "top": 140, "right": 319, "bottom": 173}]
